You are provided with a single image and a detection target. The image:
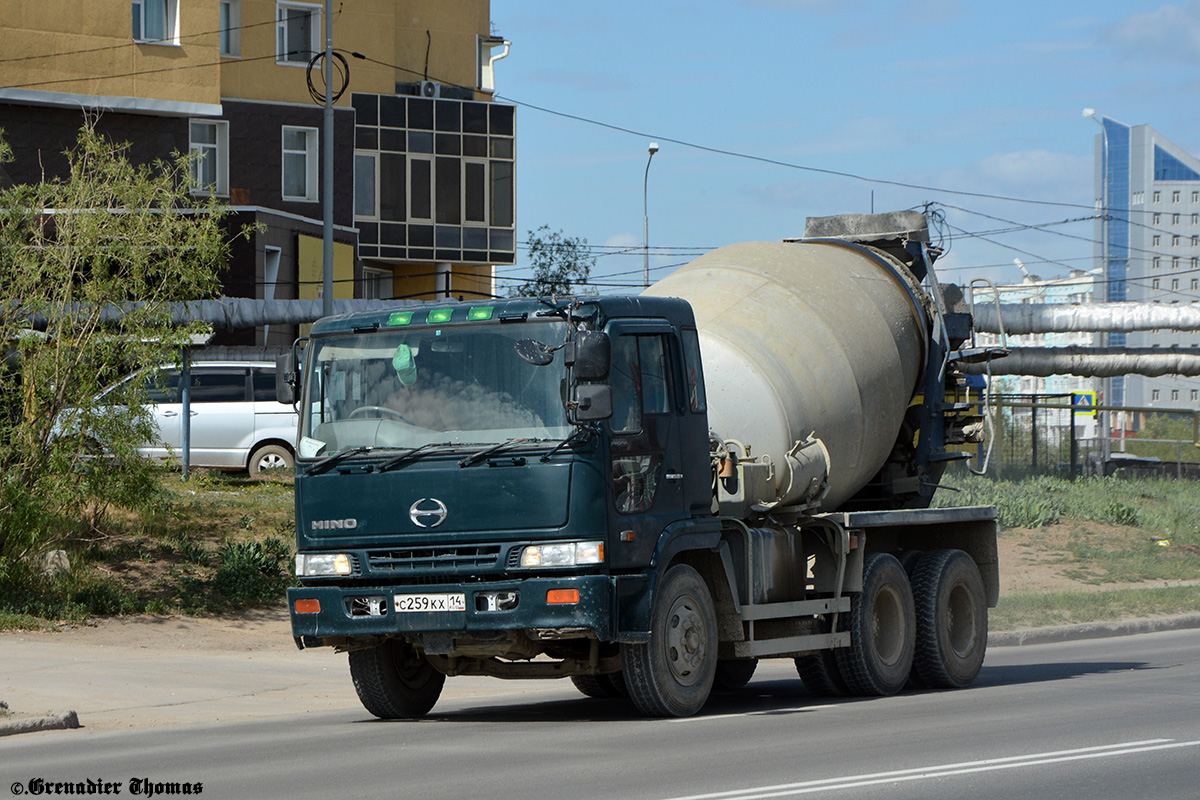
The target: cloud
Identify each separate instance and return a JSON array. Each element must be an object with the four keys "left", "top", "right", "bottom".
[{"left": 1108, "top": 1, "right": 1200, "bottom": 63}]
